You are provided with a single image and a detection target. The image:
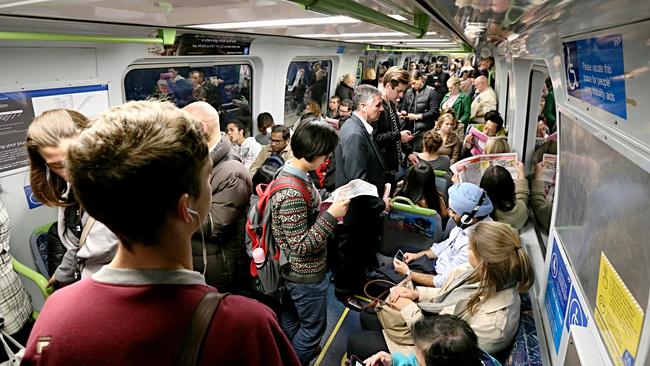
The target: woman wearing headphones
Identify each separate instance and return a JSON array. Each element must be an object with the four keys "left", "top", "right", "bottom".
[{"left": 398, "top": 183, "right": 493, "bottom": 288}]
